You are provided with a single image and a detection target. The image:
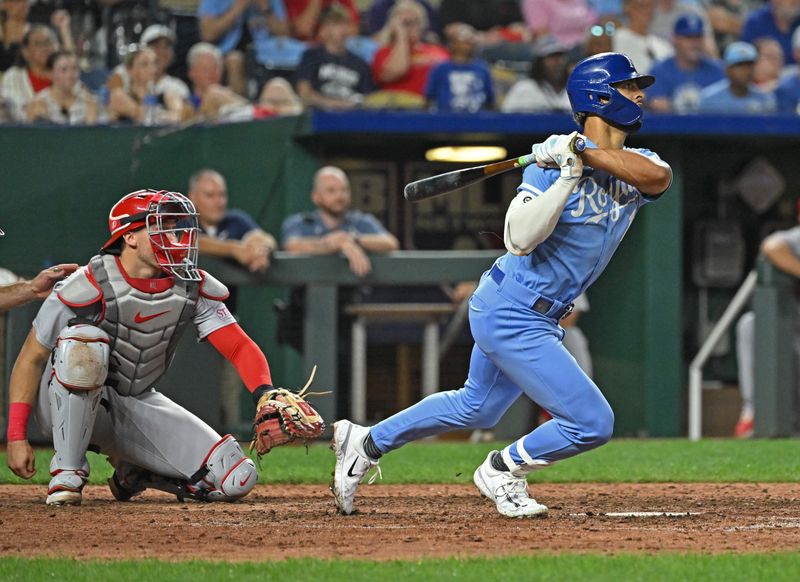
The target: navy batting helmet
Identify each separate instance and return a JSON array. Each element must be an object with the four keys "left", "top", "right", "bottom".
[{"left": 567, "top": 52, "right": 654, "bottom": 130}]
